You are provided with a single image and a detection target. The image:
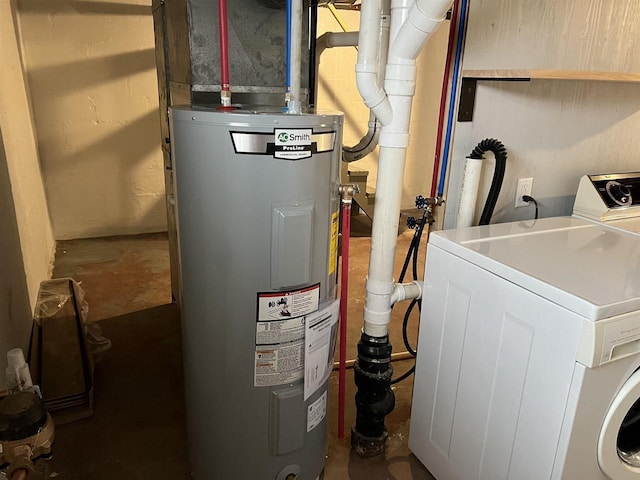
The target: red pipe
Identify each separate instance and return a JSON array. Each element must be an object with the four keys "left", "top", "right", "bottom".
[
  {"left": 430, "top": 0, "right": 460, "bottom": 198},
  {"left": 218, "top": 0, "right": 232, "bottom": 108},
  {"left": 338, "top": 199, "right": 351, "bottom": 439}
]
